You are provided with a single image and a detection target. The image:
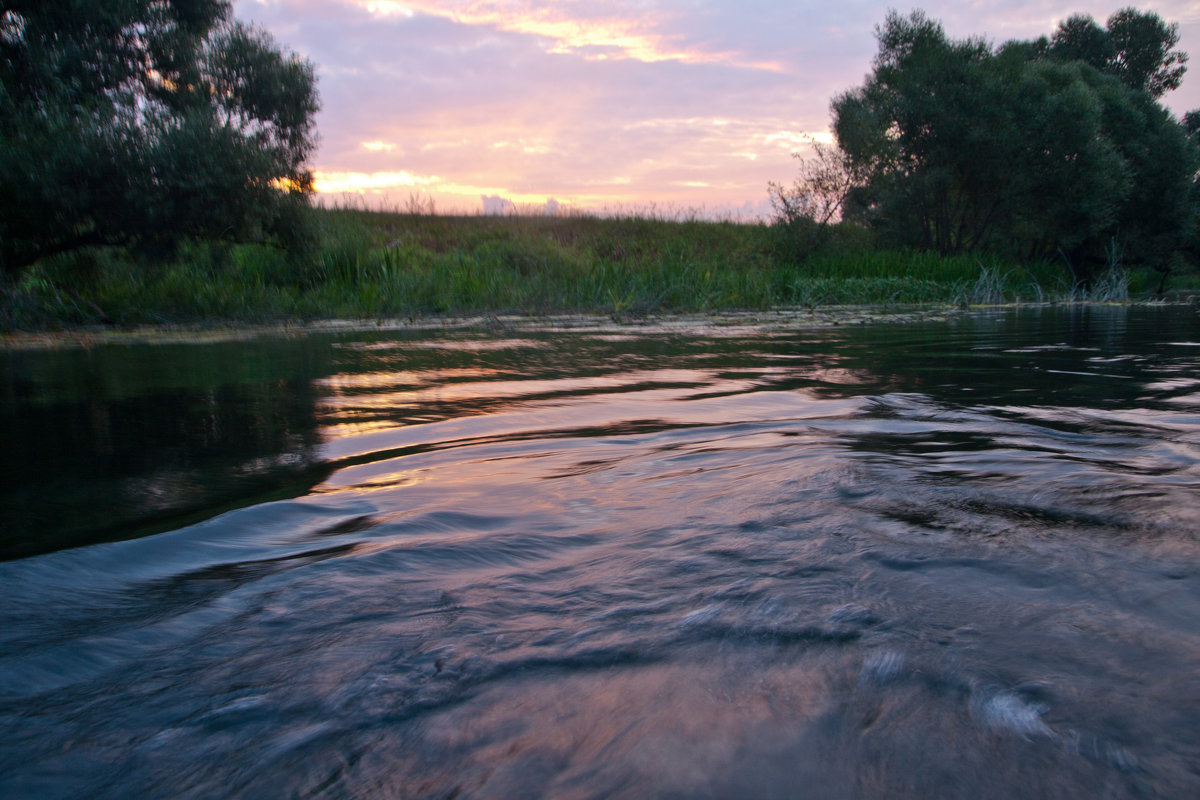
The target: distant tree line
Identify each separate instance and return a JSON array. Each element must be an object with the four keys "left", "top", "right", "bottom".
[
  {"left": 0, "top": 0, "right": 319, "bottom": 277},
  {"left": 774, "top": 8, "right": 1200, "bottom": 287}
]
